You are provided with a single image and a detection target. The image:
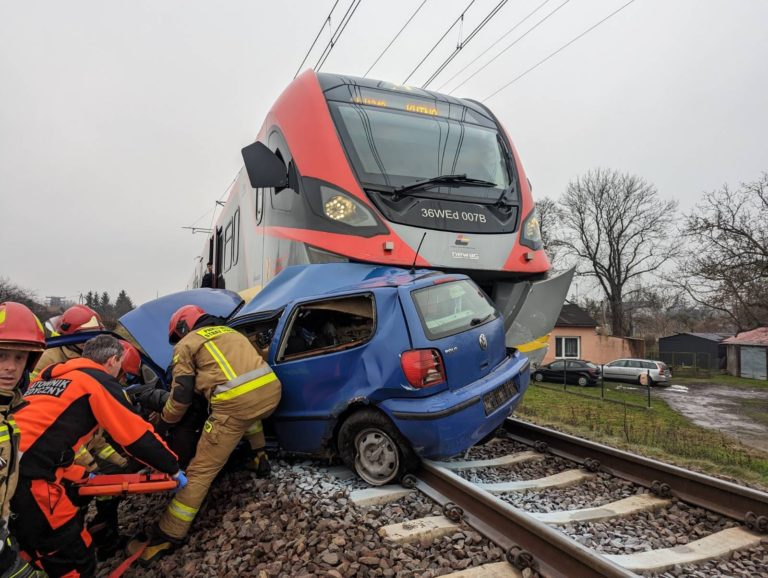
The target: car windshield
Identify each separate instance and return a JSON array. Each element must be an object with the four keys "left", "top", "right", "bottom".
[
  {"left": 329, "top": 101, "right": 511, "bottom": 199},
  {"left": 412, "top": 280, "right": 498, "bottom": 340}
]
